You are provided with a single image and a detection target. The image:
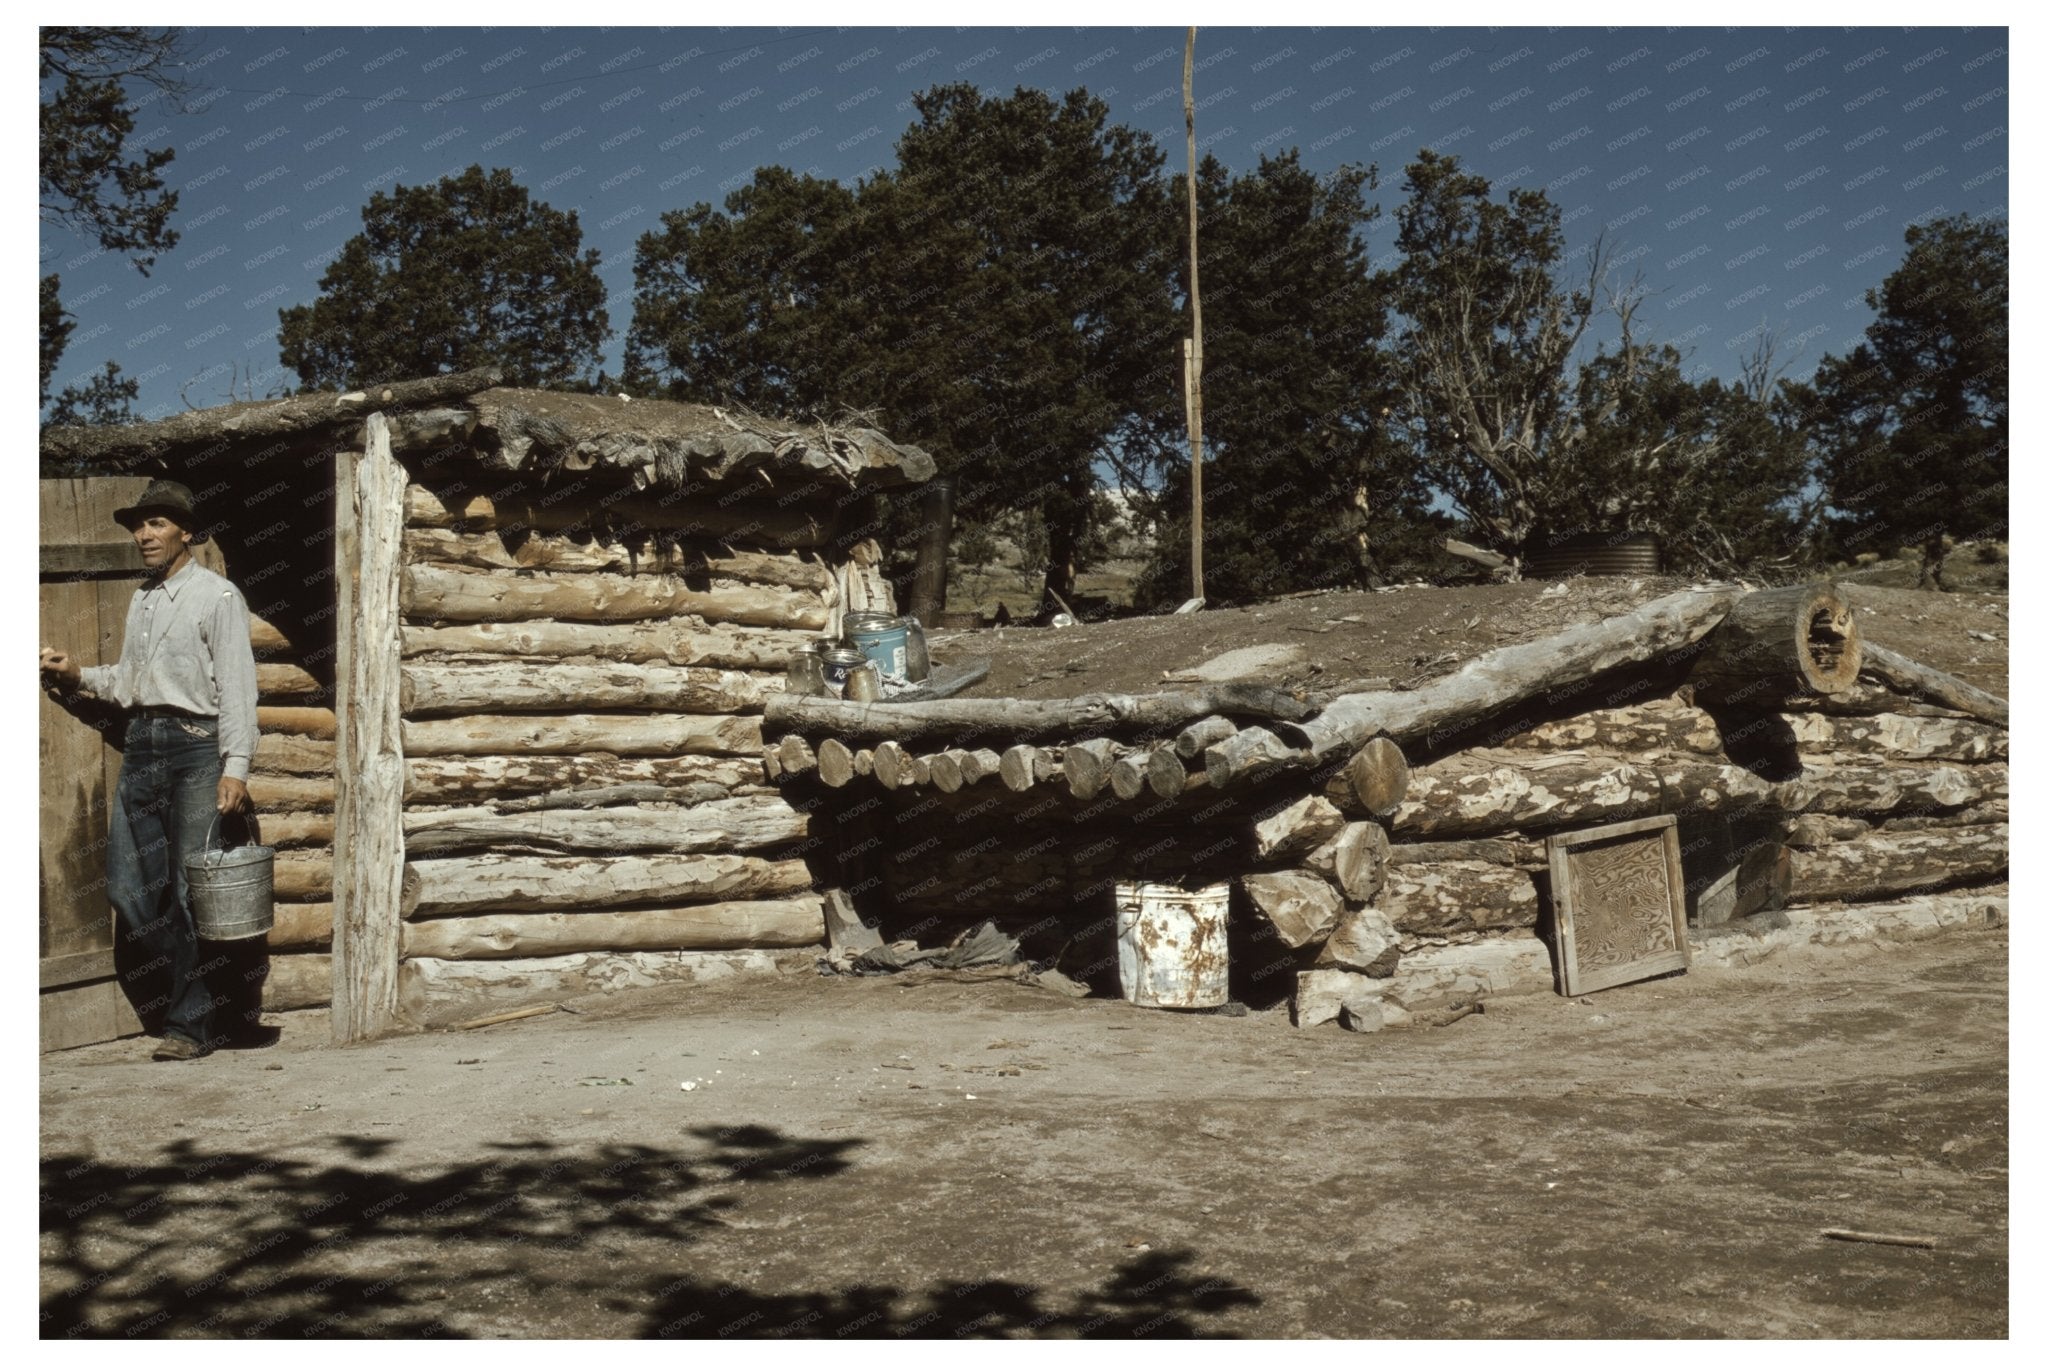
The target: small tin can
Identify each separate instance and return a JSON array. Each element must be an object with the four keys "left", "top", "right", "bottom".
[{"left": 821, "top": 645, "right": 868, "bottom": 696}]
